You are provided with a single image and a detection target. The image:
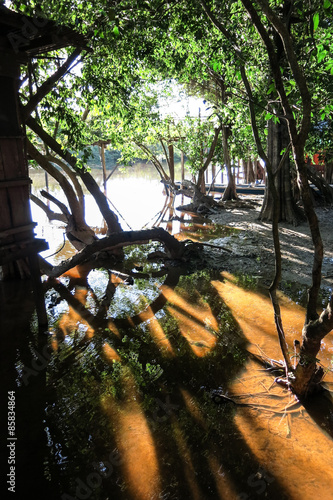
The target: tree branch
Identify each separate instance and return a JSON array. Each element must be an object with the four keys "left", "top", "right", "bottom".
[
  {"left": 240, "top": 0, "right": 297, "bottom": 138},
  {"left": 40, "top": 189, "right": 71, "bottom": 218},
  {"left": 30, "top": 193, "right": 67, "bottom": 223},
  {"left": 27, "top": 139, "right": 85, "bottom": 227},
  {"left": 45, "top": 228, "right": 185, "bottom": 277},
  {"left": 23, "top": 48, "right": 82, "bottom": 119},
  {"left": 45, "top": 154, "right": 85, "bottom": 212},
  {"left": 203, "top": 124, "right": 222, "bottom": 170},
  {"left": 254, "top": 0, "right": 312, "bottom": 142},
  {"left": 26, "top": 116, "right": 122, "bottom": 233}
]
